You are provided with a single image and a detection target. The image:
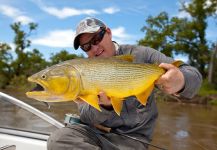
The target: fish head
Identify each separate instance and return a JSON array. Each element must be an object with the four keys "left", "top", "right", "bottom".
[{"left": 26, "top": 64, "right": 81, "bottom": 102}]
